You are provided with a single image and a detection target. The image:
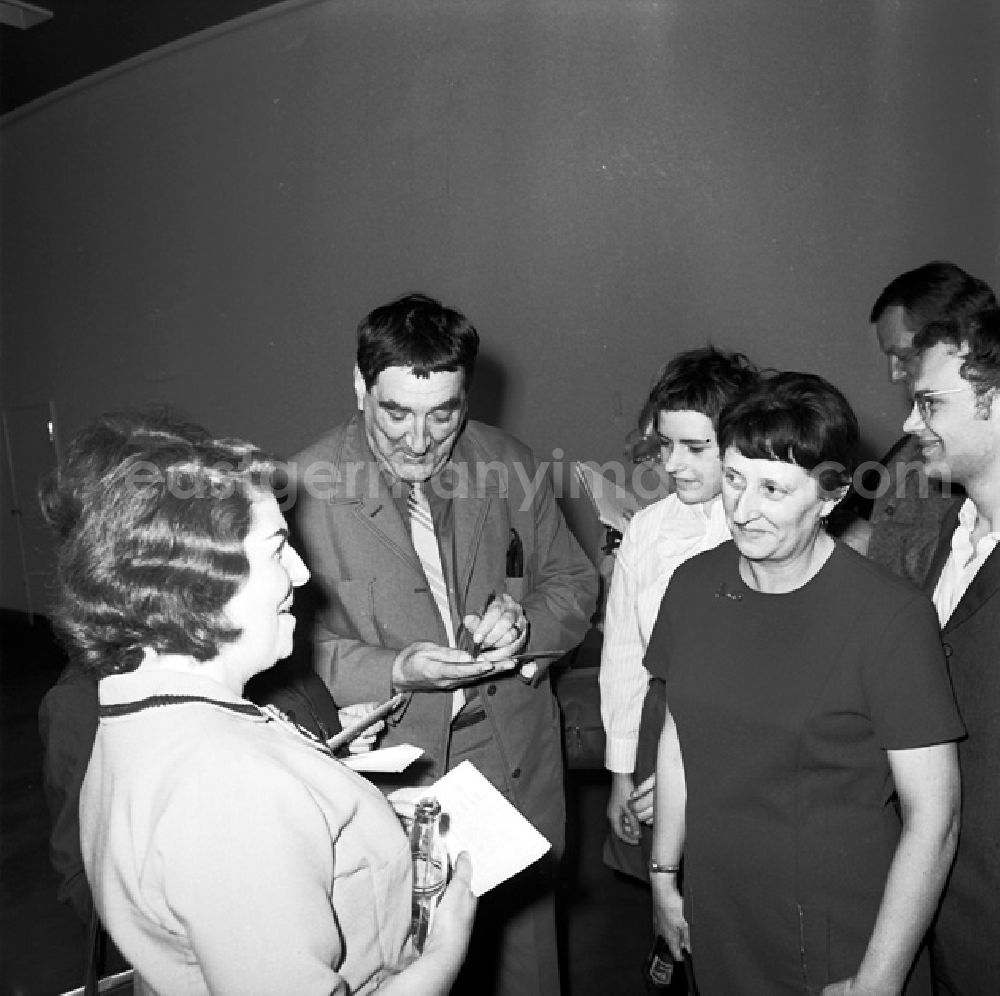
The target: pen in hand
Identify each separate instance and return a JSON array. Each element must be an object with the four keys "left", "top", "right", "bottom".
[
  {"left": 460, "top": 591, "right": 541, "bottom": 682},
  {"left": 457, "top": 591, "right": 496, "bottom": 656}
]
